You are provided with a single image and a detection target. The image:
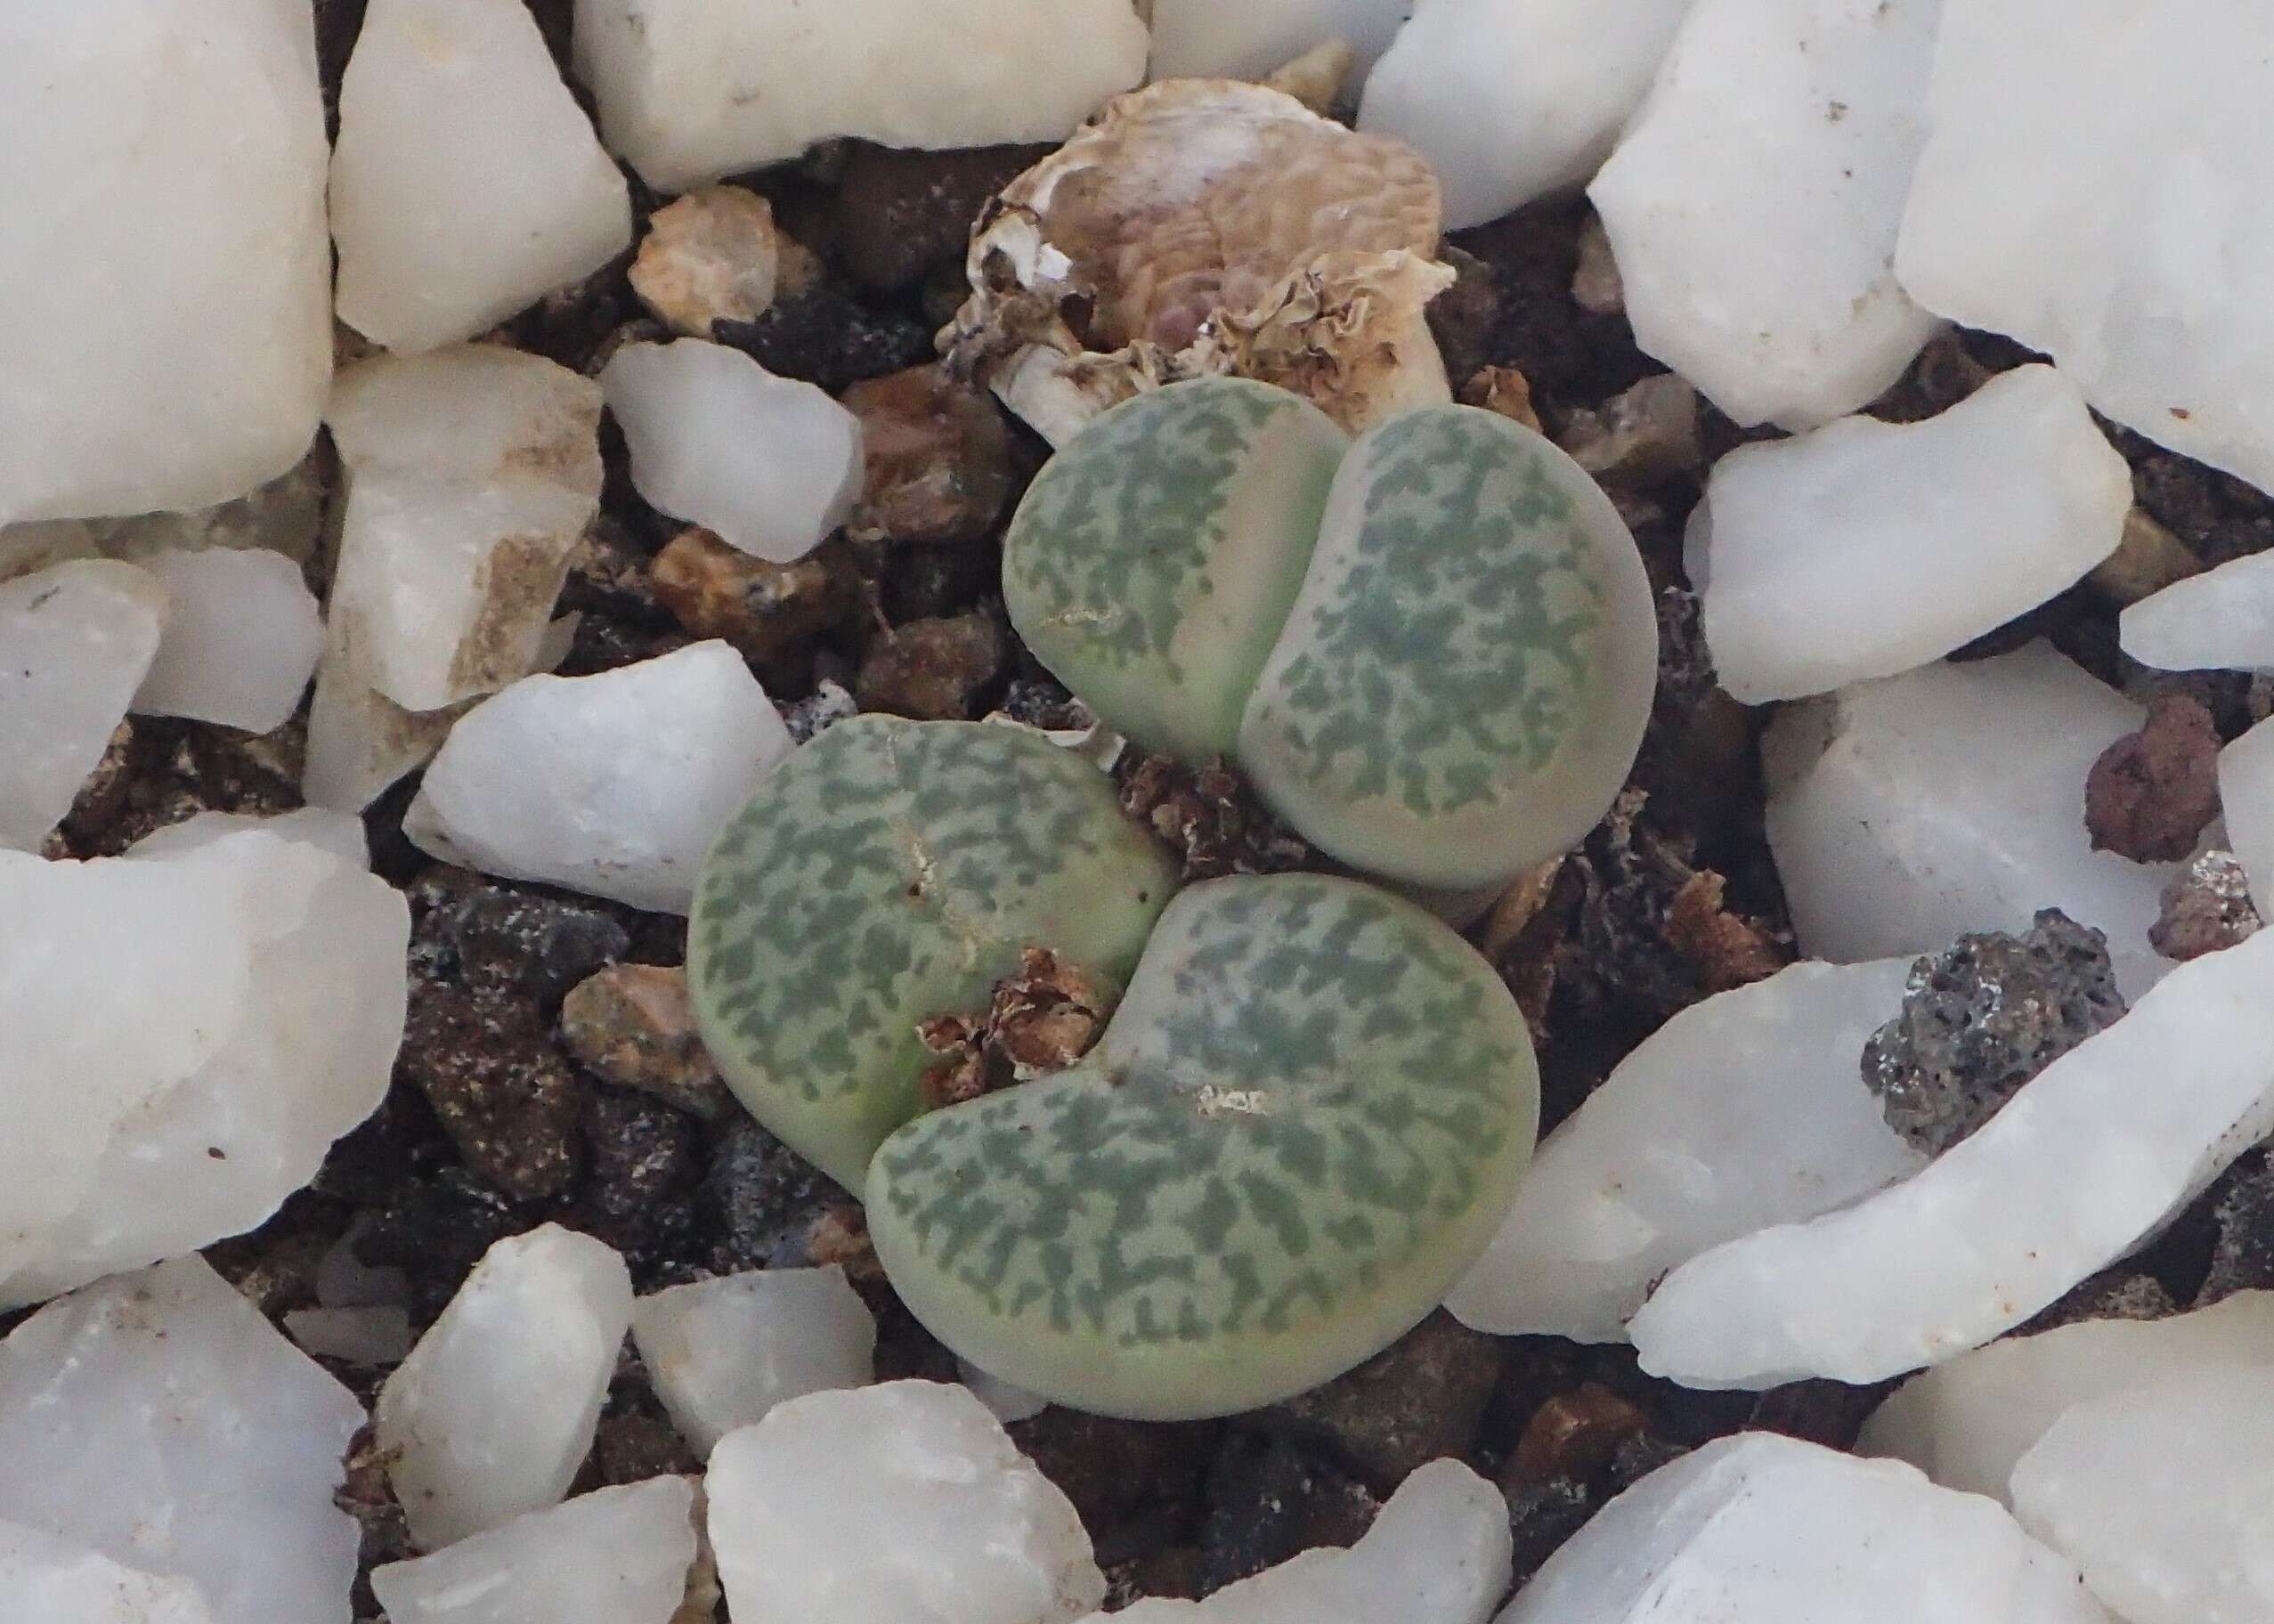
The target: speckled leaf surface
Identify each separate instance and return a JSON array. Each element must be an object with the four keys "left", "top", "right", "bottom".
[
  {"left": 1240, "top": 405, "right": 1658, "bottom": 889},
  {"left": 1003, "top": 378, "right": 1348, "bottom": 763},
  {"left": 688, "top": 718, "right": 1180, "bottom": 1190},
  {"left": 867, "top": 873, "right": 1540, "bottom": 1419}
]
